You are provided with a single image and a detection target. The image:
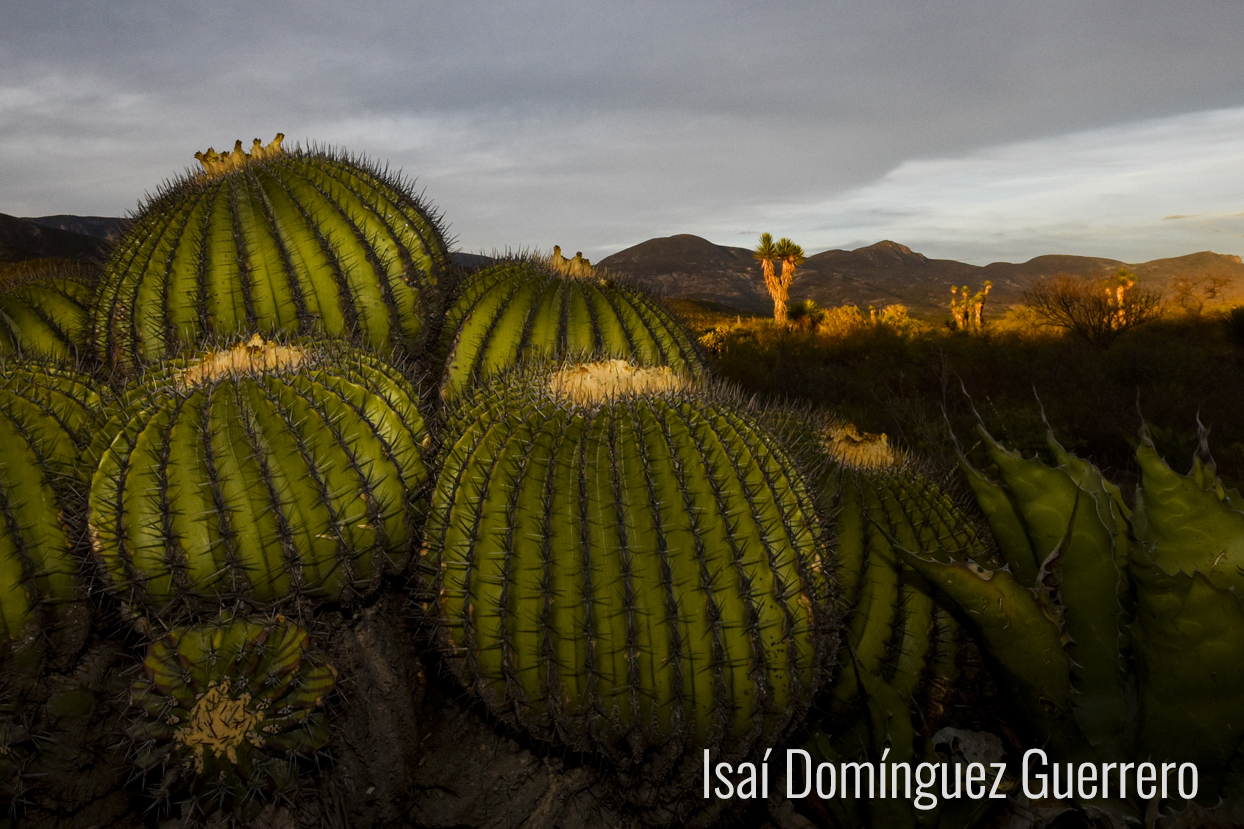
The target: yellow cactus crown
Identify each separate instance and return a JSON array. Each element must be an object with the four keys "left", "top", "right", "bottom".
[{"left": 193, "top": 133, "right": 285, "bottom": 179}]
